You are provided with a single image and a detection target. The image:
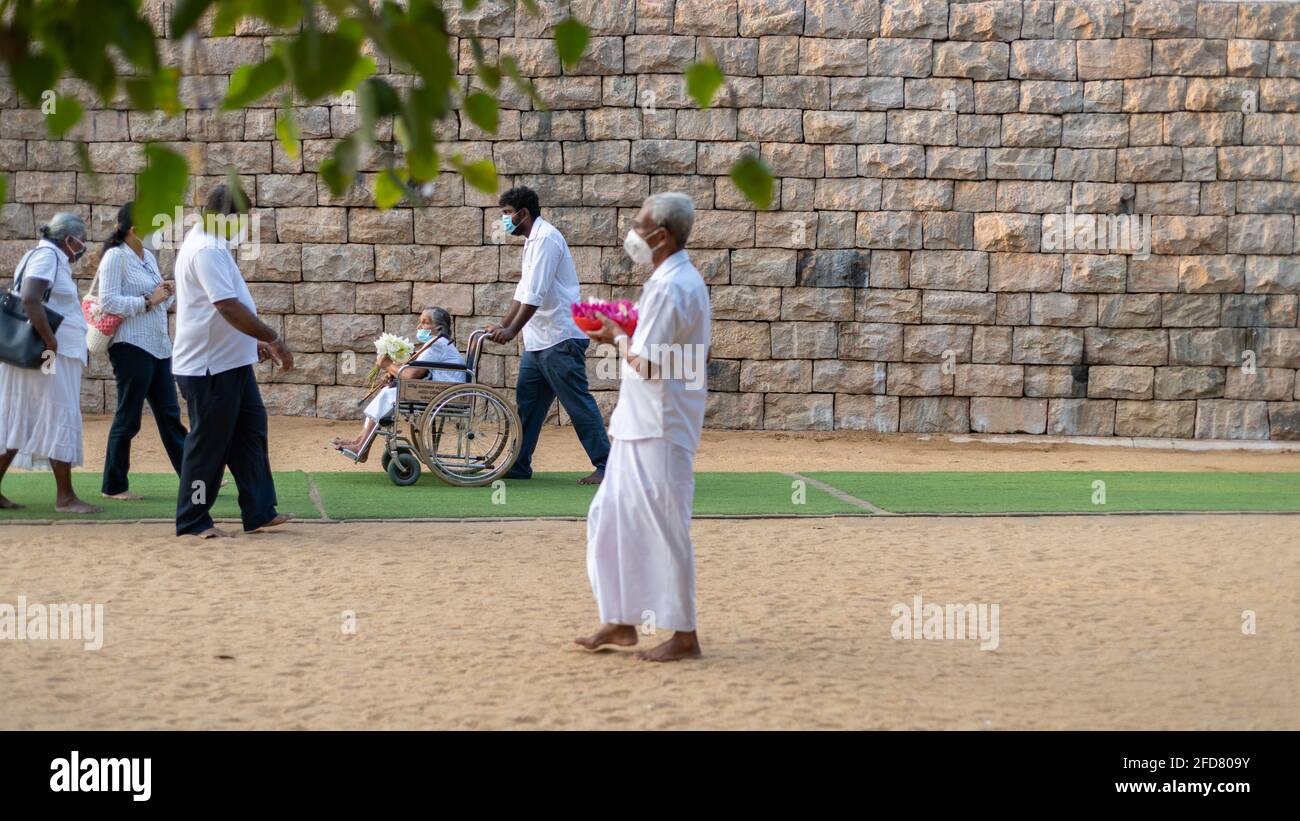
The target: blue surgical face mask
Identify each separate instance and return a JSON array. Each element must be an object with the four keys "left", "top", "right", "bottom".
[
  {"left": 501, "top": 213, "right": 516, "bottom": 235},
  {"left": 416, "top": 329, "right": 434, "bottom": 344}
]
